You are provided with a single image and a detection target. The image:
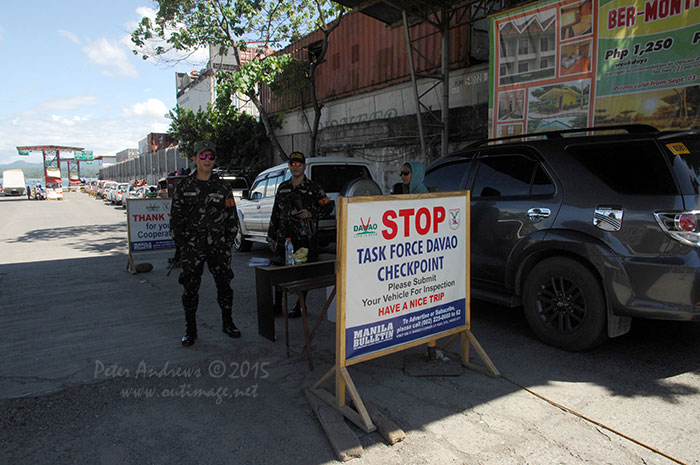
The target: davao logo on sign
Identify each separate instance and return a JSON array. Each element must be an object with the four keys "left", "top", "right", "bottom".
[
  {"left": 449, "top": 208, "right": 461, "bottom": 230},
  {"left": 146, "top": 203, "right": 161, "bottom": 212},
  {"left": 353, "top": 217, "right": 378, "bottom": 238}
]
